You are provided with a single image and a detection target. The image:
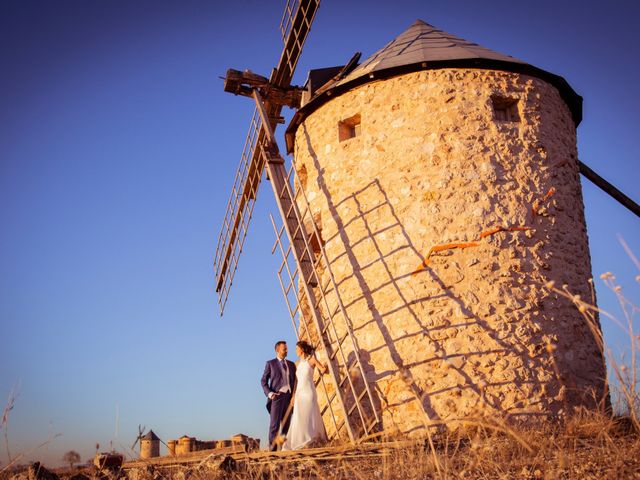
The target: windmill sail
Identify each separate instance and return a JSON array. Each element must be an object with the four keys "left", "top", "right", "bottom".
[
  {"left": 213, "top": 109, "right": 263, "bottom": 312},
  {"left": 213, "top": 0, "right": 381, "bottom": 444},
  {"left": 213, "top": 0, "right": 320, "bottom": 314}
]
